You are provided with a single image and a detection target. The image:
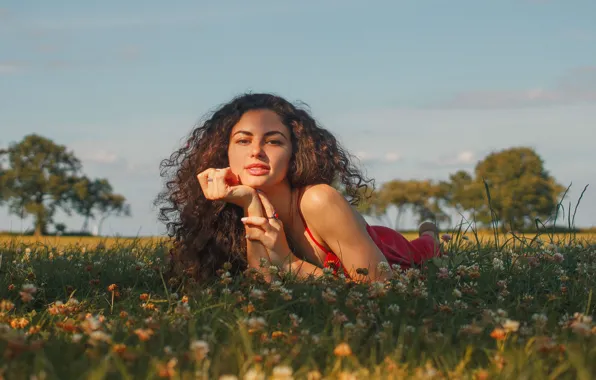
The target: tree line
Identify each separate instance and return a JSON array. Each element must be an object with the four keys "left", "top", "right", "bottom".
[
  {"left": 343, "top": 146, "right": 571, "bottom": 232},
  {"left": 0, "top": 134, "right": 130, "bottom": 236},
  {"left": 0, "top": 134, "right": 573, "bottom": 236}
]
